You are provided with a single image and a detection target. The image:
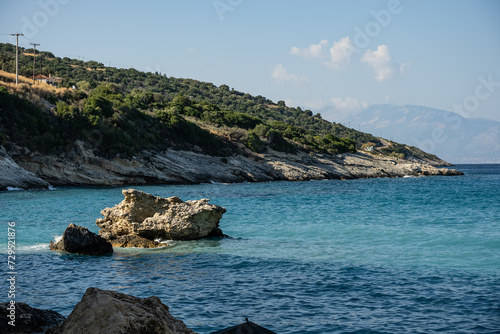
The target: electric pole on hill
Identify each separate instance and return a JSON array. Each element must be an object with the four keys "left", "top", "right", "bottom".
[
  {"left": 10, "top": 33, "right": 24, "bottom": 85},
  {"left": 30, "top": 43, "right": 40, "bottom": 84}
]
